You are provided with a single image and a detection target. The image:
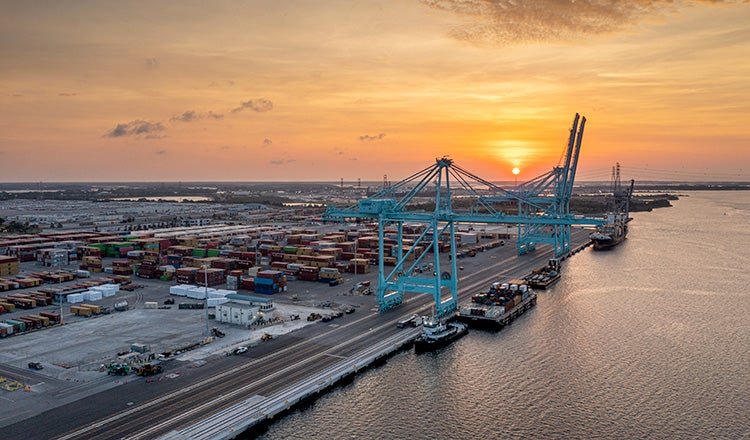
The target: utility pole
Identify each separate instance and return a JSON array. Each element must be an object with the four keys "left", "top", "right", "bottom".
[
  {"left": 203, "top": 265, "right": 210, "bottom": 338},
  {"left": 58, "top": 260, "right": 64, "bottom": 324}
]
